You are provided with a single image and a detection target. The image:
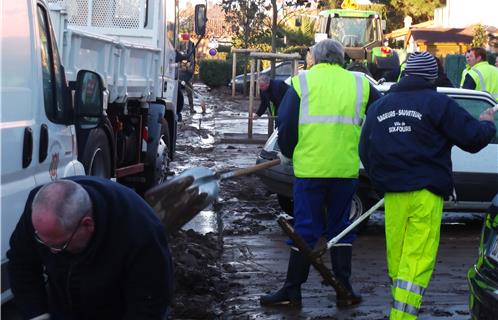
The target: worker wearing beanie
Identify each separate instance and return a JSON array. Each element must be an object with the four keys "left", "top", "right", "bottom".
[{"left": 359, "top": 51, "right": 497, "bottom": 319}]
